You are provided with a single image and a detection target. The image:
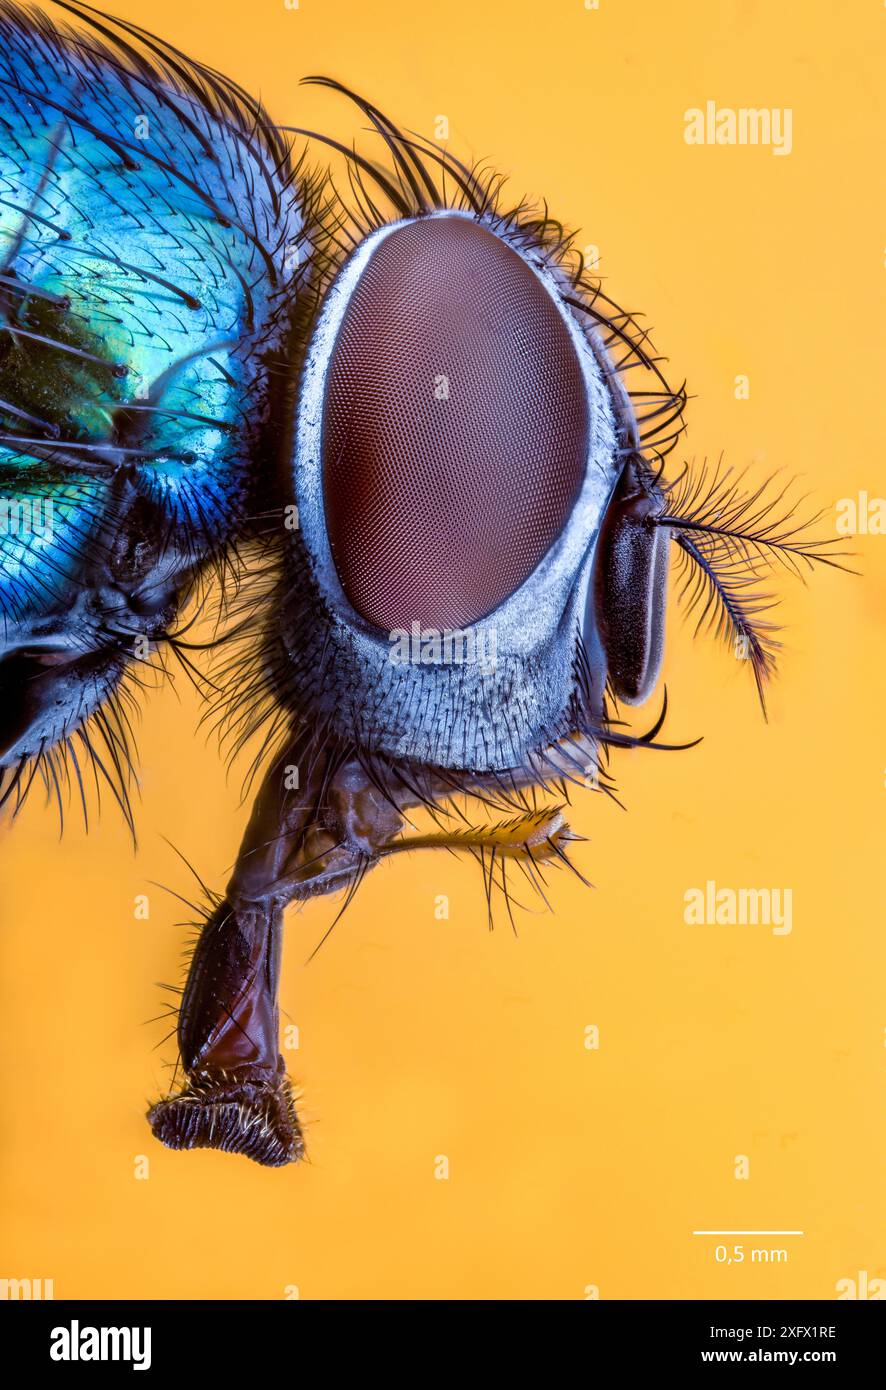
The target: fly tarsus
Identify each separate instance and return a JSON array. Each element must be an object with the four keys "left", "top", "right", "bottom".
[
  {"left": 148, "top": 1061, "right": 303, "bottom": 1168},
  {"left": 148, "top": 899, "right": 304, "bottom": 1166}
]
